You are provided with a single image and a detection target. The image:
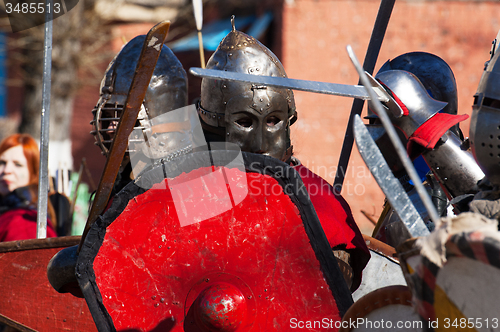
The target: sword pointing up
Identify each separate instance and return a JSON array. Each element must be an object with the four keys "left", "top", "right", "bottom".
[{"left": 352, "top": 114, "right": 430, "bottom": 237}]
